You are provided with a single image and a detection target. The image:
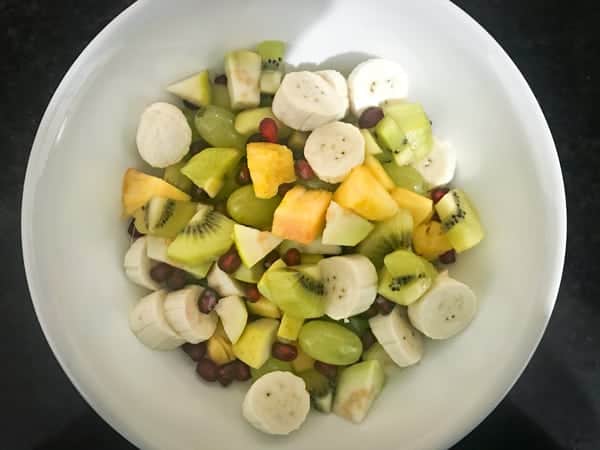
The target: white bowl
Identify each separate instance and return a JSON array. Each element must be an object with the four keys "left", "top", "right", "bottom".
[{"left": 22, "top": 1, "right": 566, "bottom": 449}]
